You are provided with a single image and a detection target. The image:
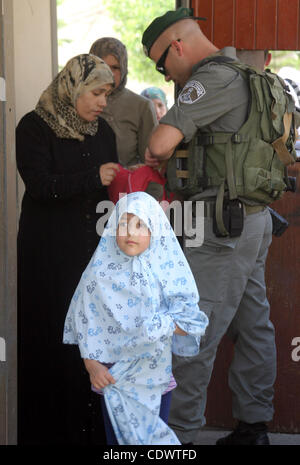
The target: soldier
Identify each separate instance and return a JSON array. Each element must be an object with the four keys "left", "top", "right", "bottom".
[{"left": 142, "top": 7, "right": 276, "bottom": 445}]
